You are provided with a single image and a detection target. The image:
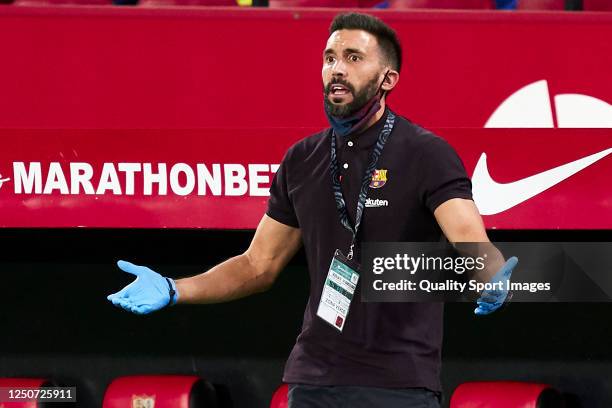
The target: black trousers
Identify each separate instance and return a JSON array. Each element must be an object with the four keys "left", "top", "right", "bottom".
[{"left": 288, "top": 384, "right": 441, "bottom": 408}]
